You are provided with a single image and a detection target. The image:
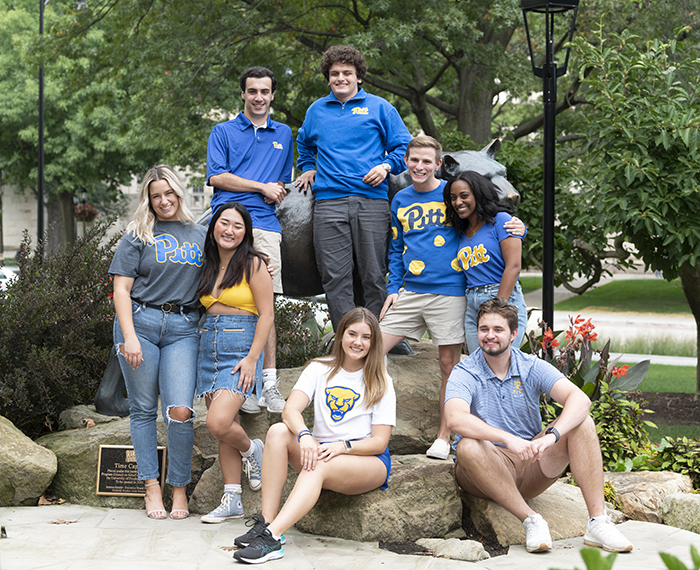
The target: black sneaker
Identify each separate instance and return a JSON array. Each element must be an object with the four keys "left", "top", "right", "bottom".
[
  {"left": 234, "top": 515, "right": 286, "bottom": 548},
  {"left": 233, "top": 529, "right": 284, "bottom": 564},
  {"left": 234, "top": 515, "right": 267, "bottom": 548}
]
